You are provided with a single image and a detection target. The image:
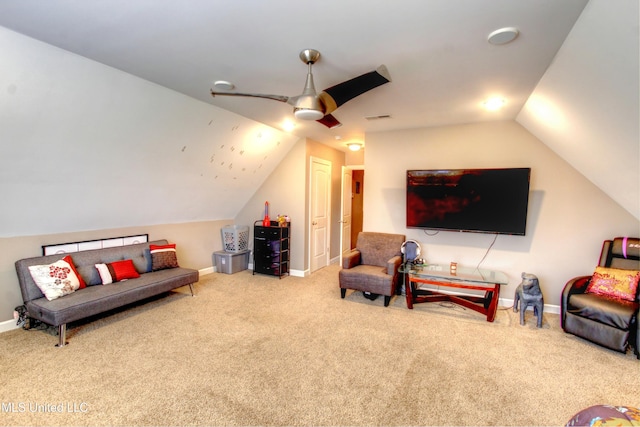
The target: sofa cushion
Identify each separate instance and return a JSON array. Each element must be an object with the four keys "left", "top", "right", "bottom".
[
  {"left": 339, "top": 265, "right": 395, "bottom": 296},
  {"left": 568, "top": 292, "right": 638, "bottom": 329},
  {"left": 150, "top": 244, "right": 179, "bottom": 271},
  {"left": 28, "top": 258, "right": 82, "bottom": 301},
  {"left": 586, "top": 266, "right": 639, "bottom": 302}
]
